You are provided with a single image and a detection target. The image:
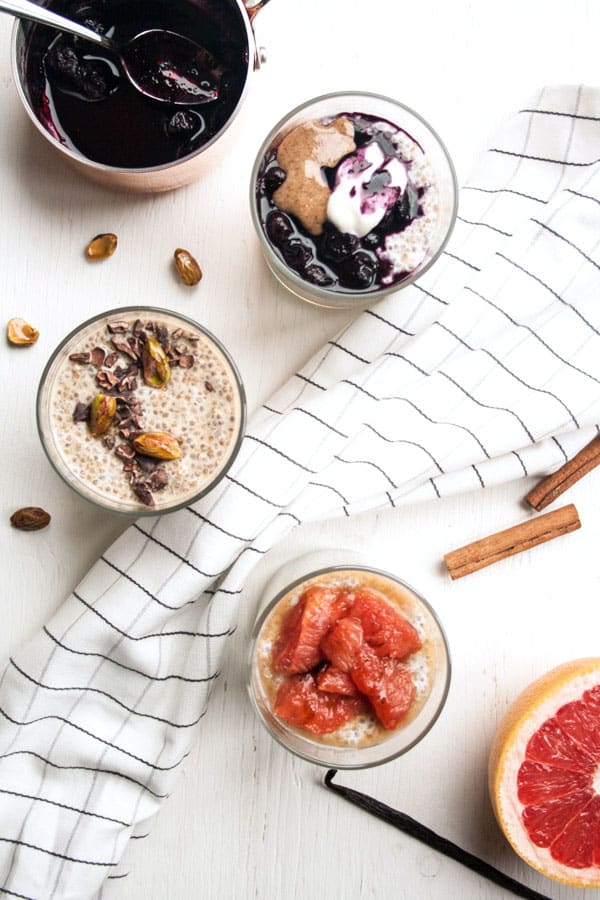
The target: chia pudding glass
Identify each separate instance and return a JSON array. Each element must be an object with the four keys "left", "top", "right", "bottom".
[
  {"left": 37, "top": 306, "right": 246, "bottom": 515},
  {"left": 250, "top": 92, "right": 458, "bottom": 310},
  {"left": 248, "top": 552, "right": 451, "bottom": 769}
]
